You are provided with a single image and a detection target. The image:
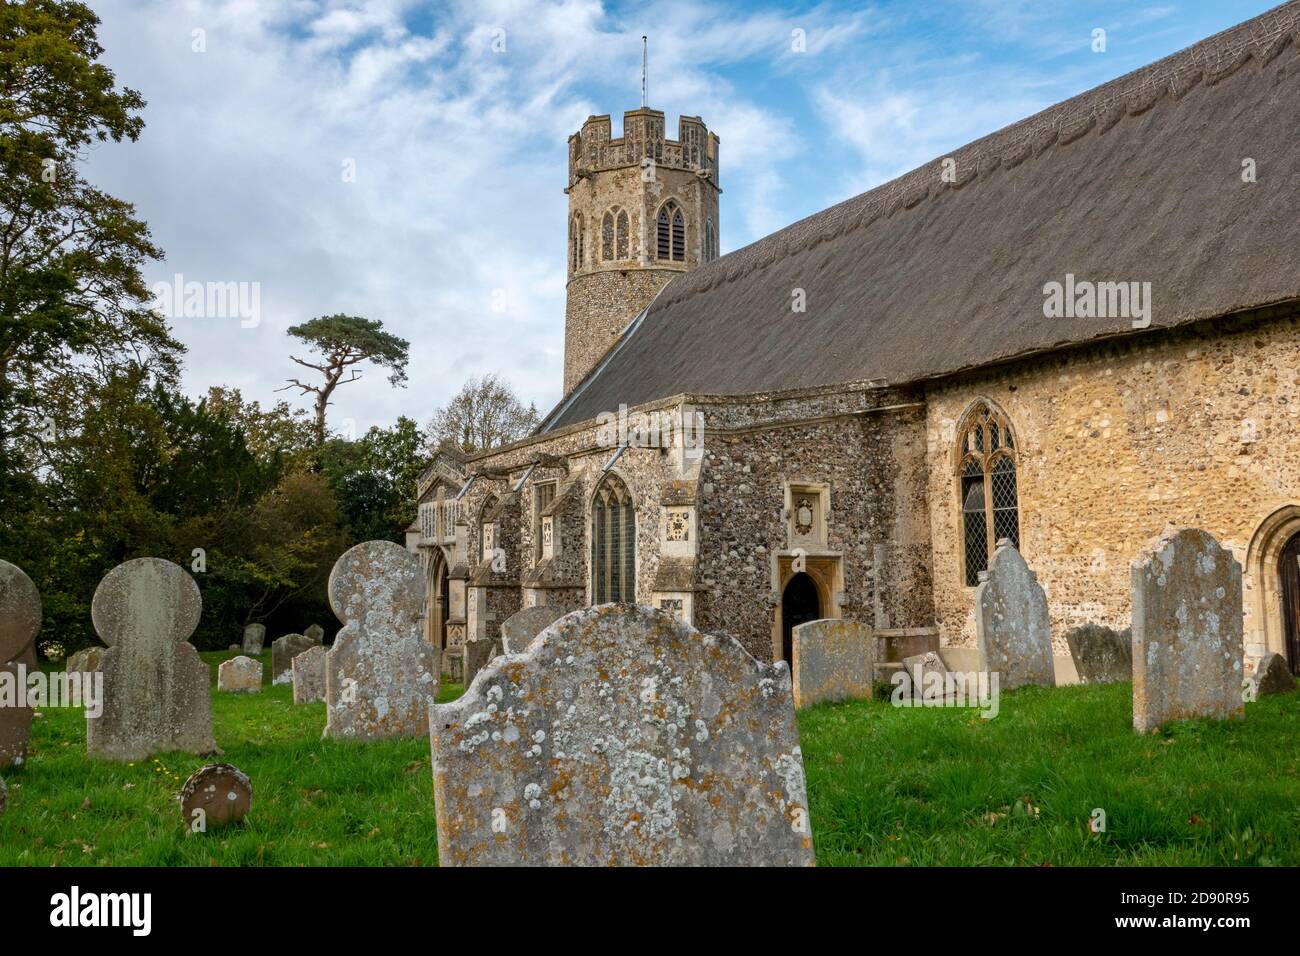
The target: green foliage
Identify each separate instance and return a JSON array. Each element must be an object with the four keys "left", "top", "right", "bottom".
[{"left": 319, "top": 416, "right": 428, "bottom": 542}]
